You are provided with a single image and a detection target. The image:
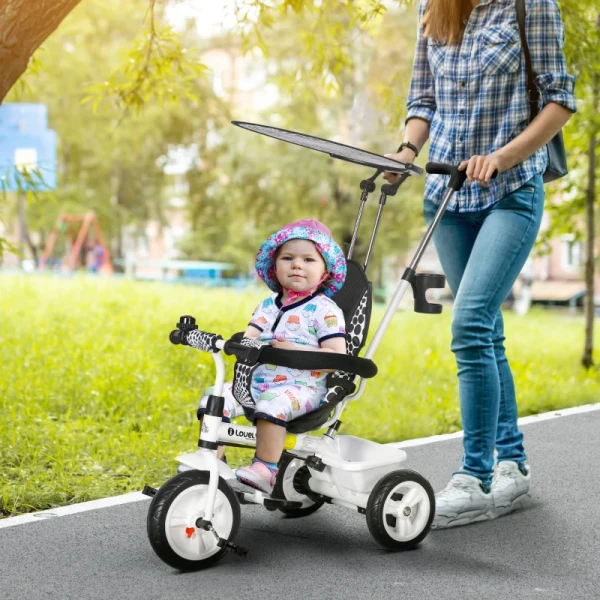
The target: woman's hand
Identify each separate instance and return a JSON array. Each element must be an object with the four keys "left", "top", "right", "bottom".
[
  {"left": 382, "top": 149, "right": 418, "bottom": 183},
  {"left": 458, "top": 150, "right": 509, "bottom": 185}
]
